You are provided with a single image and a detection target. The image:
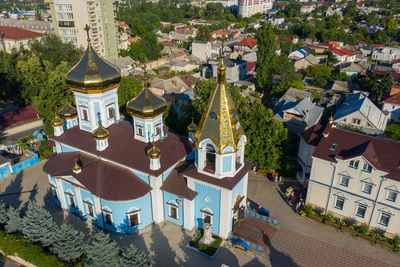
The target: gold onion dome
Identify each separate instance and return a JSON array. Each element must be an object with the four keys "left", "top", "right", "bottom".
[
  {"left": 147, "top": 141, "right": 161, "bottom": 159},
  {"left": 126, "top": 81, "right": 167, "bottom": 119},
  {"left": 65, "top": 26, "right": 121, "bottom": 93},
  {"left": 58, "top": 104, "right": 77, "bottom": 119},
  {"left": 194, "top": 54, "right": 244, "bottom": 153},
  {"left": 51, "top": 114, "right": 63, "bottom": 127},
  {"left": 92, "top": 120, "right": 110, "bottom": 140},
  {"left": 187, "top": 118, "right": 197, "bottom": 132},
  {"left": 73, "top": 158, "right": 80, "bottom": 171}
]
